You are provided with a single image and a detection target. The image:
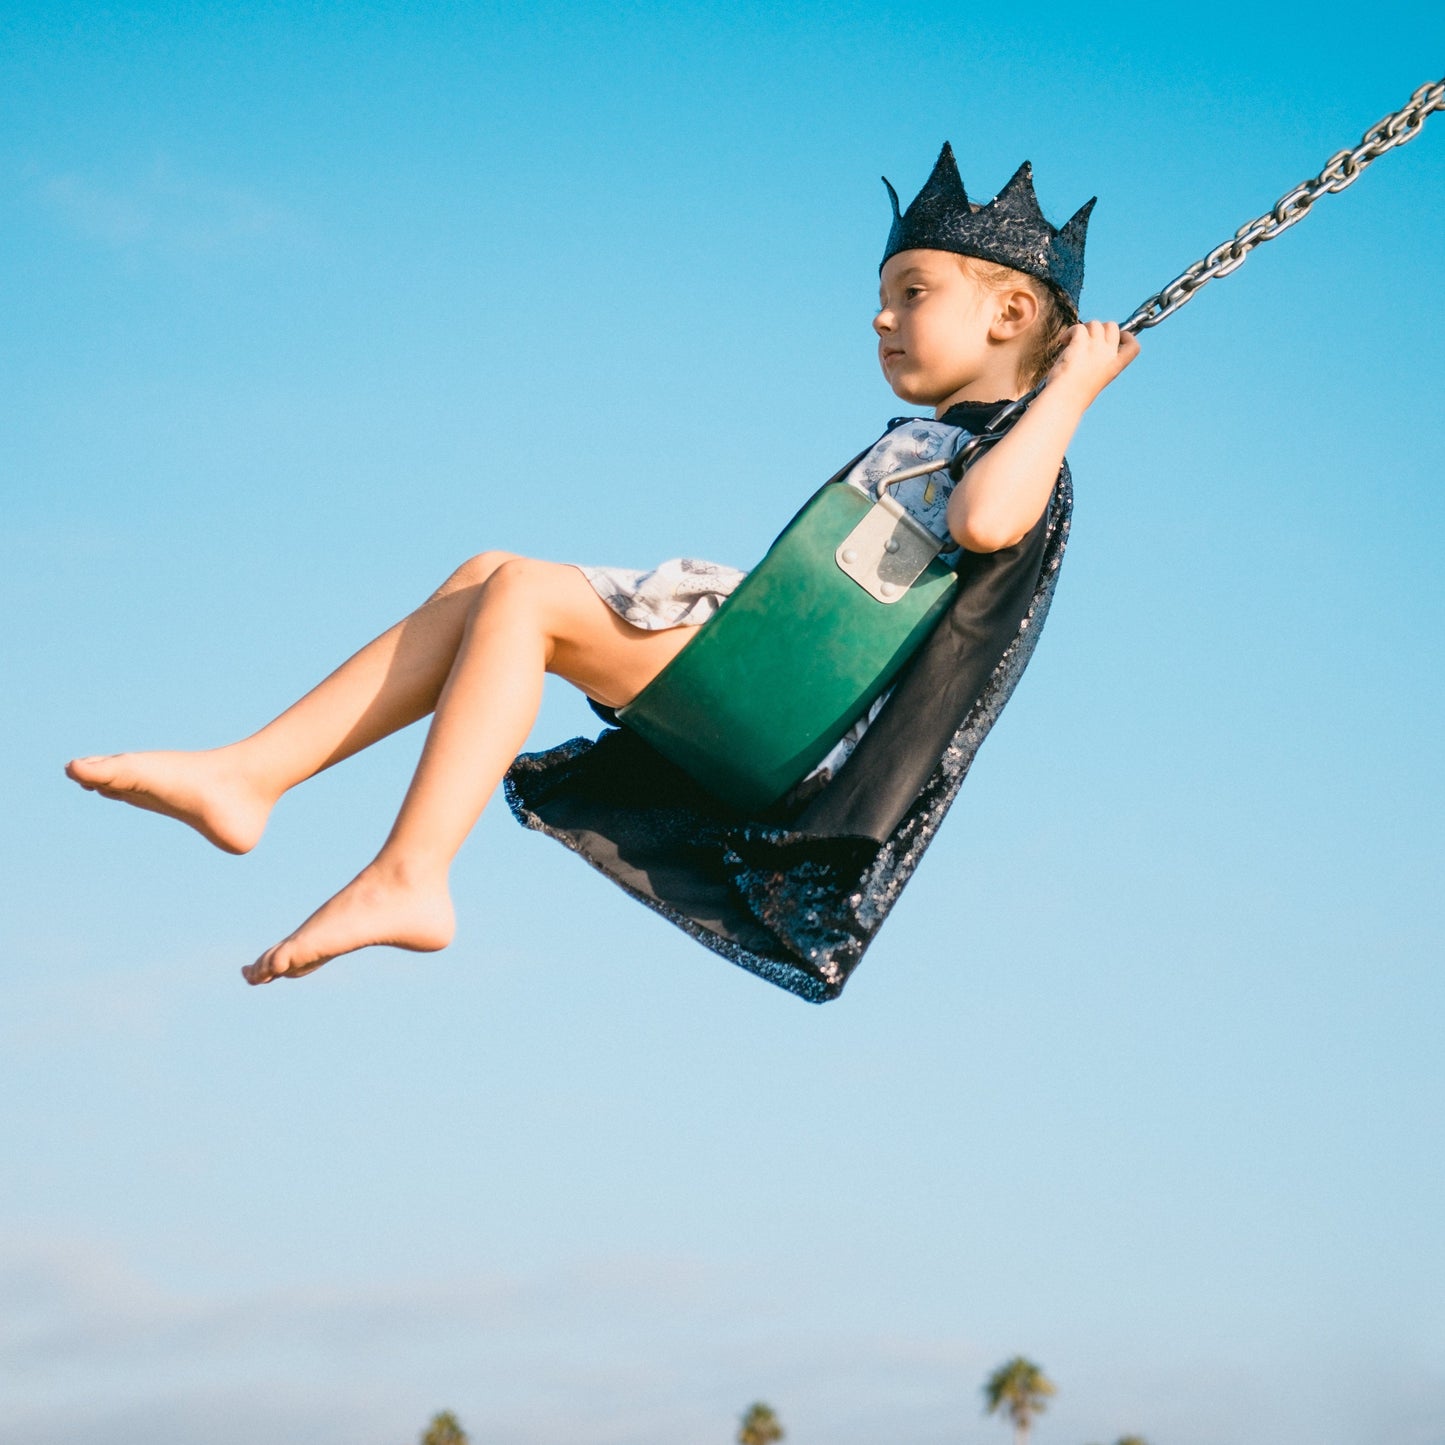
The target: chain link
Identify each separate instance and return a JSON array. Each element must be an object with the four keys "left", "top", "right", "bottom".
[
  {"left": 916, "top": 77, "right": 1445, "bottom": 484},
  {"left": 1121, "top": 76, "right": 1445, "bottom": 334}
]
